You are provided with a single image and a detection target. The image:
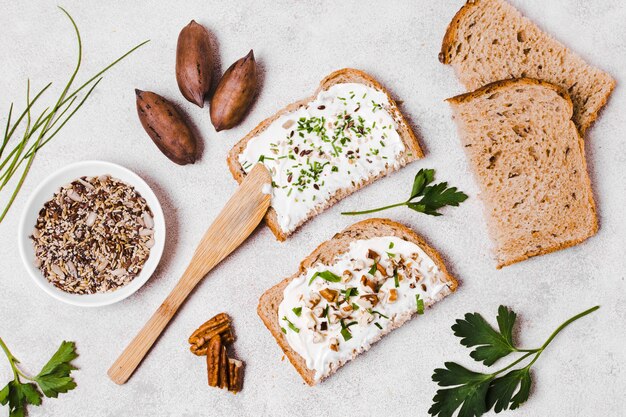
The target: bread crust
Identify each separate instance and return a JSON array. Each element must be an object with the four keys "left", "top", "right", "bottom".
[
  {"left": 440, "top": 0, "right": 616, "bottom": 133},
  {"left": 447, "top": 77, "right": 573, "bottom": 109},
  {"left": 227, "top": 69, "right": 423, "bottom": 241},
  {"left": 257, "top": 218, "right": 458, "bottom": 385},
  {"left": 447, "top": 78, "right": 598, "bottom": 268}
]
